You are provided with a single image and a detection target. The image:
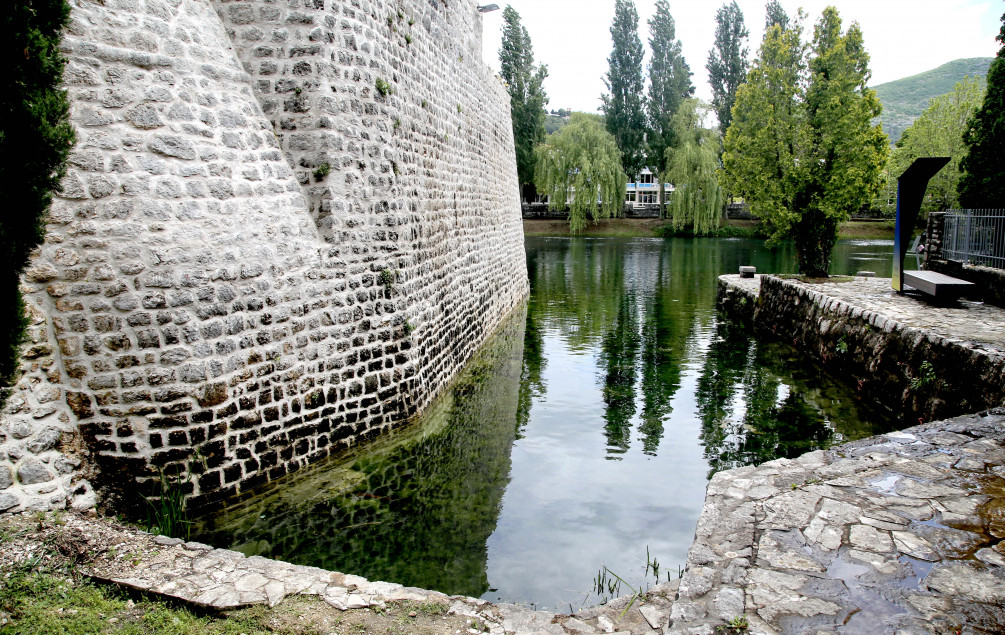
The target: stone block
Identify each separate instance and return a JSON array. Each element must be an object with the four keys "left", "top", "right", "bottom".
[{"left": 18, "top": 458, "right": 54, "bottom": 485}]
